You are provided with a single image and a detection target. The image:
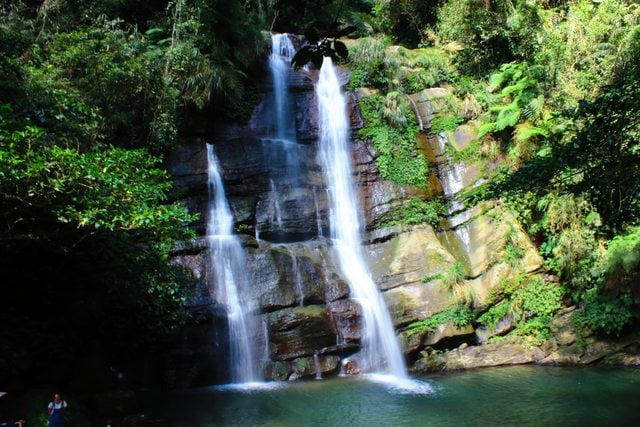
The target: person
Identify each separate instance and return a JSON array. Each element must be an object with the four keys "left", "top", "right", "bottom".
[{"left": 47, "top": 394, "right": 67, "bottom": 427}]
